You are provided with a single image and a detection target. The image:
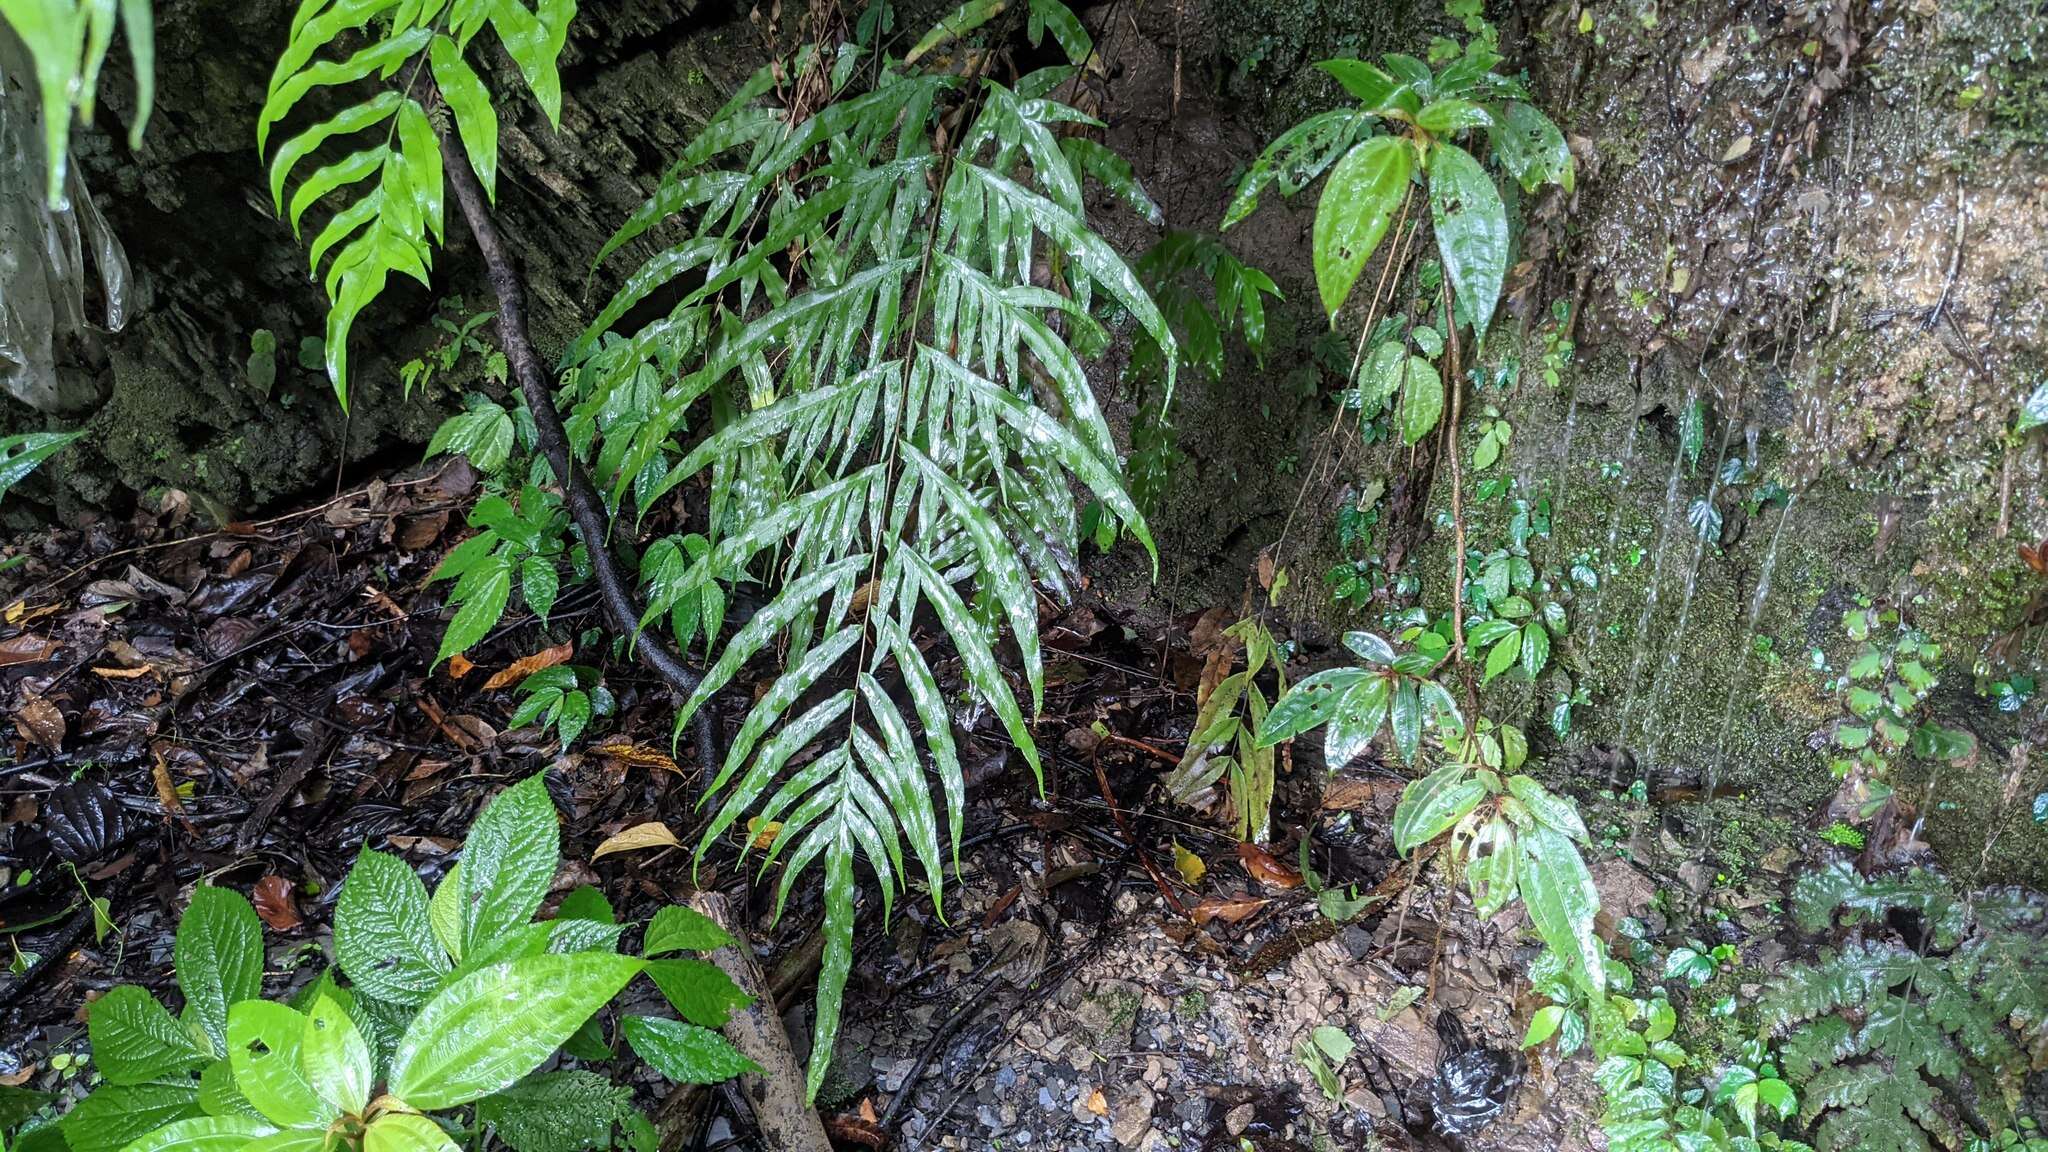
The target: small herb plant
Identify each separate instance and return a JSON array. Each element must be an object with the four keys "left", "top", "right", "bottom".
[
  {"left": 1223, "top": 39, "right": 1572, "bottom": 444},
  {"left": 1812, "top": 604, "right": 1975, "bottom": 824},
  {"left": 1163, "top": 618, "right": 1287, "bottom": 843},
  {"left": 63, "top": 776, "right": 755, "bottom": 1152}
]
